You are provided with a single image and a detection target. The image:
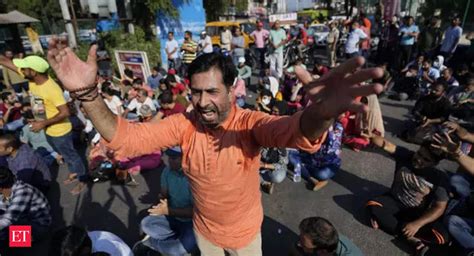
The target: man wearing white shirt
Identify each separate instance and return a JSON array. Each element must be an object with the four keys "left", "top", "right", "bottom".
[
  {"left": 123, "top": 89, "right": 156, "bottom": 119},
  {"left": 165, "top": 32, "right": 180, "bottom": 69},
  {"left": 198, "top": 31, "right": 213, "bottom": 54},
  {"left": 345, "top": 21, "right": 367, "bottom": 59}
]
